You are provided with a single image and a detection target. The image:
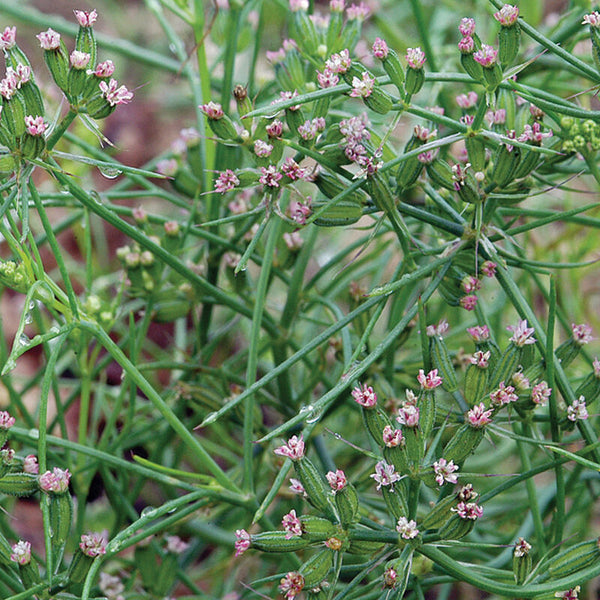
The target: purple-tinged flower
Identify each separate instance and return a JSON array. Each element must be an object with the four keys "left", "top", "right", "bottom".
[
  {"left": 274, "top": 435, "right": 305, "bottom": 460},
  {"left": 254, "top": 139, "right": 273, "bottom": 157},
  {"left": 70, "top": 50, "right": 91, "bottom": 69},
  {"left": 282, "top": 509, "right": 303, "bottom": 539},
  {"left": 346, "top": 2, "right": 370, "bottom": 20},
  {"left": 567, "top": 396, "right": 588, "bottom": 422},
  {"left": 317, "top": 68, "right": 339, "bottom": 88},
  {"left": 382, "top": 425, "right": 404, "bottom": 448},
  {"left": 396, "top": 516, "right": 419, "bottom": 539},
  {"left": 350, "top": 71, "right": 375, "bottom": 98},
  {"left": 277, "top": 90, "right": 301, "bottom": 110},
  {"left": 413, "top": 124, "right": 437, "bottom": 141},
  {"left": 467, "top": 403, "right": 493, "bottom": 428},
  {"left": 326, "top": 49, "right": 352, "bottom": 74},
  {"left": 12, "top": 64, "right": 31, "bottom": 88},
  {"left": 37, "top": 28, "right": 61, "bottom": 50},
  {"left": 10, "top": 541, "right": 31, "bottom": 565},
  {"left": 39, "top": 467, "right": 71, "bottom": 493},
  {"left": 456, "top": 91, "right": 478, "bottom": 108},
  {"left": 352, "top": 383, "right": 377, "bottom": 407},
  {"left": 289, "top": 478, "right": 306, "bottom": 495},
  {"left": 298, "top": 120, "right": 318, "bottom": 140},
  {"left": 0, "top": 26, "right": 16, "bottom": 51},
  {"left": 433, "top": 458, "right": 459, "bottom": 486},
  {"left": 371, "top": 460, "right": 401, "bottom": 490},
  {"left": 518, "top": 122, "right": 552, "bottom": 144},
  {"left": 283, "top": 231, "right": 303, "bottom": 251},
  {"left": 406, "top": 47, "right": 426, "bottom": 69},
  {"left": 583, "top": 12, "right": 600, "bottom": 27},
  {"left": 88, "top": 60, "right": 115, "bottom": 78},
  {"left": 486, "top": 109, "right": 506, "bottom": 126},
  {"left": 473, "top": 45, "right": 498, "bottom": 67},
  {"left": 214, "top": 169, "right": 239, "bottom": 193},
  {"left": 461, "top": 275, "right": 481, "bottom": 294},
  {"left": 459, "top": 17, "right": 476, "bottom": 36},
  {"left": 467, "top": 325, "right": 490, "bottom": 342},
  {"left": 458, "top": 483, "right": 478, "bottom": 501},
  {"left": 417, "top": 150, "right": 438, "bottom": 164},
  {"left": 200, "top": 101, "right": 224, "bottom": 120},
  {"left": 0, "top": 73, "right": 18, "bottom": 100},
  {"left": 279, "top": 571, "right": 305, "bottom": 599},
  {"left": 259, "top": 165, "right": 283, "bottom": 188},
  {"left": 426, "top": 319, "right": 449, "bottom": 338},
  {"left": 481, "top": 261, "right": 497, "bottom": 277},
  {"left": 507, "top": 319, "right": 536, "bottom": 346},
  {"left": 397, "top": 403, "right": 419, "bottom": 427},
  {"left": 326, "top": 469, "right": 347, "bottom": 492},
  {"left": 490, "top": 382, "right": 518, "bottom": 406},
  {"left": 0, "top": 411, "right": 15, "bottom": 429},
  {"left": 330, "top": 0, "right": 346, "bottom": 11},
  {"left": 460, "top": 294, "right": 478, "bottom": 311},
  {"left": 594, "top": 357, "right": 600, "bottom": 378},
  {"left": 288, "top": 199, "right": 311, "bottom": 225},
  {"left": 80, "top": 532, "right": 108, "bottom": 557},
  {"left": 266, "top": 47, "right": 286, "bottom": 64},
  {"left": 235, "top": 529, "right": 250, "bottom": 556},
  {"left": 417, "top": 368, "right": 443, "bottom": 390},
  {"left": 453, "top": 501, "right": 483, "bottom": 520},
  {"left": 383, "top": 566, "right": 398, "bottom": 588},
  {"left": 514, "top": 537, "right": 531, "bottom": 557},
  {"left": 460, "top": 114, "right": 474, "bottom": 127},
  {"left": 372, "top": 37, "right": 389, "bottom": 60},
  {"left": 23, "top": 455, "right": 39, "bottom": 474},
  {"left": 165, "top": 535, "right": 189, "bottom": 554},
  {"left": 494, "top": 4, "right": 519, "bottom": 26},
  {"left": 458, "top": 36, "right": 475, "bottom": 53},
  {"left": 24, "top": 116, "right": 47, "bottom": 137},
  {"left": 156, "top": 159, "right": 178, "bottom": 177},
  {"left": 555, "top": 586, "right": 581, "bottom": 599},
  {"left": 531, "top": 381, "right": 551, "bottom": 406},
  {"left": 266, "top": 120, "right": 283, "bottom": 137},
  {"left": 512, "top": 372, "right": 530, "bottom": 390},
  {"left": 289, "top": 0, "right": 309, "bottom": 10},
  {"left": 571, "top": 323, "right": 593, "bottom": 346},
  {"left": 281, "top": 157, "right": 306, "bottom": 180},
  {"left": 74, "top": 9, "right": 98, "bottom": 27},
  {"left": 470, "top": 350, "right": 491, "bottom": 368},
  {"left": 100, "top": 78, "right": 133, "bottom": 106}
]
